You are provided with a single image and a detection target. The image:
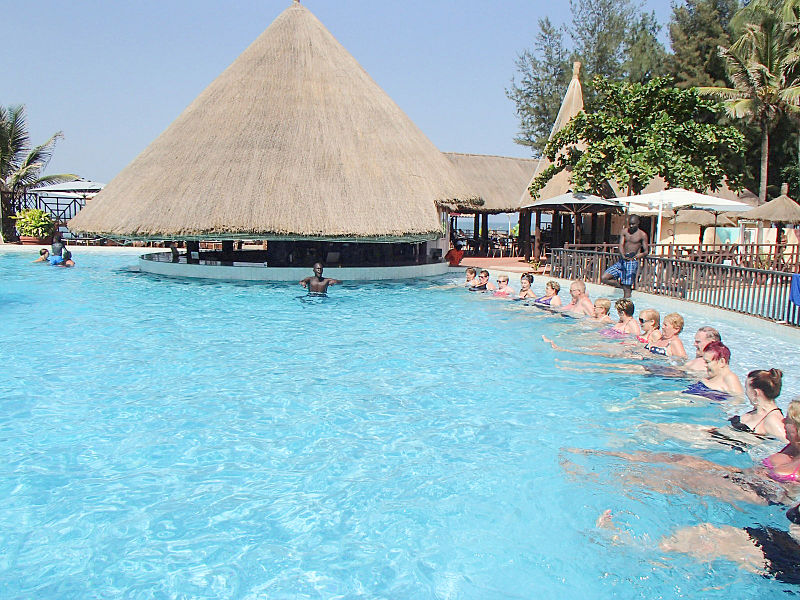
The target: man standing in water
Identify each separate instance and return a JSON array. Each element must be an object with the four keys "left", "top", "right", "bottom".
[
  {"left": 300, "top": 262, "right": 341, "bottom": 294},
  {"left": 601, "top": 215, "right": 648, "bottom": 298}
]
